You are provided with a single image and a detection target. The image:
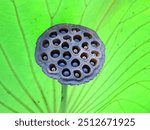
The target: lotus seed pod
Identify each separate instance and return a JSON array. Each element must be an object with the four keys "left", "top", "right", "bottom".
[{"left": 35, "top": 24, "right": 105, "bottom": 85}]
